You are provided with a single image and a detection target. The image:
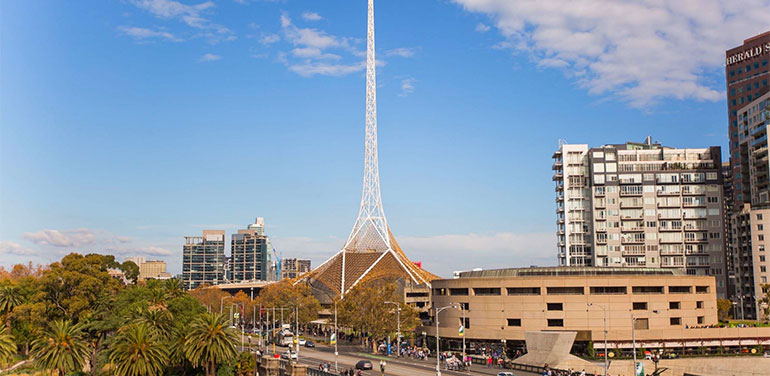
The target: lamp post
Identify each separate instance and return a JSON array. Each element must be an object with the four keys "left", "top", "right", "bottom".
[
  {"left": 435, "top": 303, "right": 459, "bottom": 376},
  {"left": 220, "top": 296, "right": 230, "bottom": 314},
  {"left": 334, "top": 299, "right": 338, "bottom": 372},
  {"left": 588, "top": 303, "right": 608, "bottom": 376},
  {"left": 631, "top": 310, "right": 658, "bottom": 376},
  {"left": 384, "top": 301, "right": 401, "bottom": 357}
]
